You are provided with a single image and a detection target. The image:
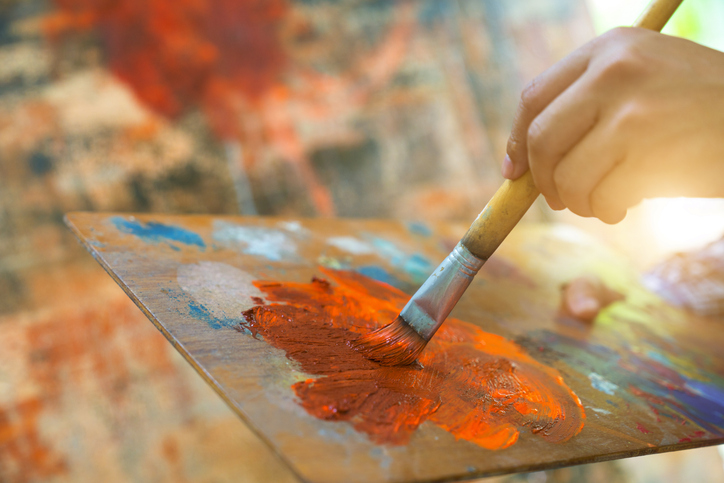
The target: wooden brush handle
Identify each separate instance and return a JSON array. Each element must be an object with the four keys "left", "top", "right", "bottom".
[
  {"left": 461, "top": 170, "right": 537, "bottom": 260},
  {"left": 633, "top": 0, "right": 684, "bottom": 30},
  {"left": 461, "top": 0, "right": 683, "bottom": 261}
]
